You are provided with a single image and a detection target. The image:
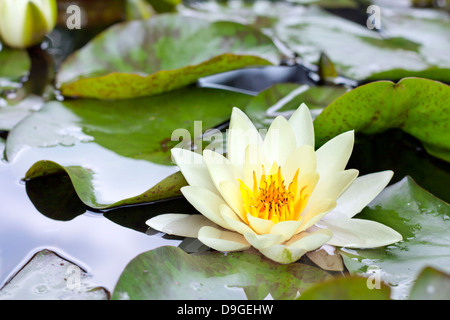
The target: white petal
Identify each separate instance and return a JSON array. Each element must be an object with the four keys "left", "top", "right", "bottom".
[
  {"left": 316, "top": 130, "right": 354, "bottom": 180},
  {"left": 218, "top": 180, "right": 246, "bottom": 220},
  {"left": 198, "top": 226, "right": 250, "bottom": 251},
  {"left": 258, "top": 229, "right": 332, "bottom": 264},
  {"left": 247, "top": 213, "right": 275, "bottom": 234},
  {"left": 309, "top": 169, "right": 359, "bottom": 204},
  {"left": 270, "top": 220, "right": 303, "bottom": 242},
  {"left": 288, "top": 103, "right": 315, "bottom": 147},
  {"left": 146, "top": 214, "right": 217, "bottom": 238},
  {"left": 181, "top": 186, "right": 229, "bottom": 230},
  {"left": 286, "top": 228, "right": 333, "bottom": 250},
  {"left": 259, "top": 245, "right": 307, "bottom": 264},
  {"left": 296, "top": 171, "right": 320, "bottom": 202},
  {"left": 263, "top": 116, "right": 297, "bottom": 165},
  {"left": 219, "top": 204, "right": 254, "bottom": 235},
  {"left": 203, "top": 149, "right": 241, "bottom": 190},
  {"left": 227, "top": 107, "right": 263, "bottom": 167},
  {"left": 242, "top": 143, "right": 270, "bottom": 186},
  {"left": 171, "top": 148, "right": 219, "bottom": 195},
  {"left": 319, "top": 218, "right": 403, "bottom": 248},
  {"left": 327, "top": 170, "right": 394, "bottom": 219},
  {"left": 244, "top": 232, "right": 284, "bottom": 250},
  {"left": 297, "top": 198, "right": 336, "bottom": 233},
  {"left": 281, "top": 144, "right": 316, "bottom": 185}
]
